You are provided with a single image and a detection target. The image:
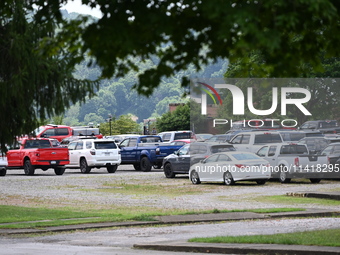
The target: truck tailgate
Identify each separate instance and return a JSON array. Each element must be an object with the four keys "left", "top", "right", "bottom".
[
  {"left": 37, "top": 148, "right": 69, "bottom": 161},
  {"left": 95, "top": 149, "right": 120, "bottom": 162},
  {"left": 298, "top": 155, "right": 328, "bottom": 168}
]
